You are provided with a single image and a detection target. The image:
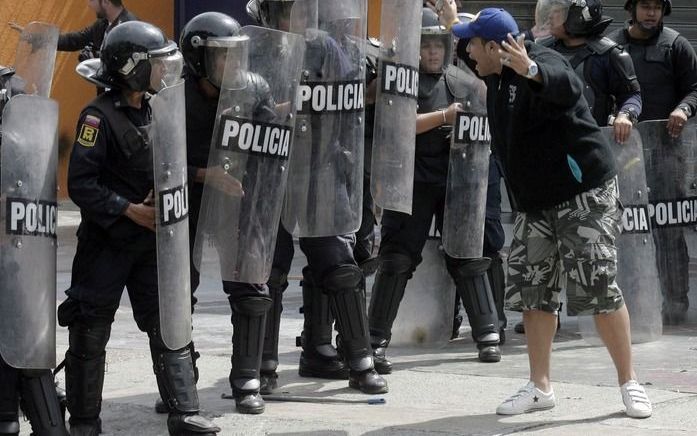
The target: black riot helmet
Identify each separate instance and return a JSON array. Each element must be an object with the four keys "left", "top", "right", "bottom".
[
  {"left": 99, "top": 21, "right": 181, "bottom": 93},
  {"left": 564, "top": 0, "right": 613, "bottom": 37},
  {"left": 420, "top": 7, "right": 452, "bottom": 73},
  {"left": 180, "top": 12, "right": 241, "bottom": 81},
  {"left": 246, "top": 0, "right": 296, "bottom": 31},
  {"left": 624, "top": 0, "right": 672, "bottom": 16}
]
